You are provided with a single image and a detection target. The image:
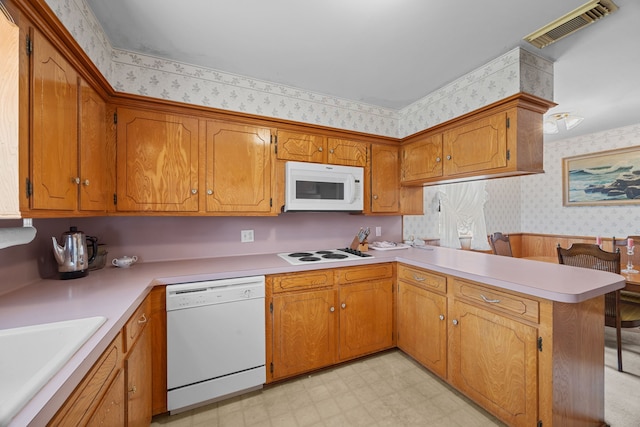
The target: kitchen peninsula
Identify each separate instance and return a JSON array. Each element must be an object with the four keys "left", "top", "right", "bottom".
[{"left": 0, "top": 246, "right": 624, "bottom": 427}]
